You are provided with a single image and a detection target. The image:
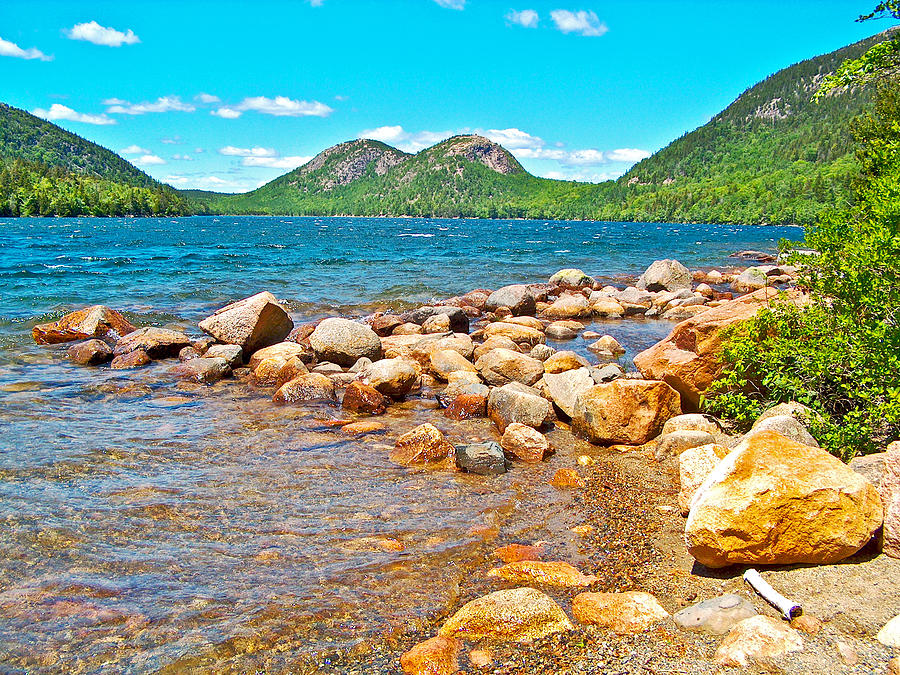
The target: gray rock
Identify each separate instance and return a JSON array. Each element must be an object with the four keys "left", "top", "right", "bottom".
[
  {"left": 348, "top": 356, "right": 373, "bottom": 373},
  {"left": 67, "top": 339, "right": 113, "bottom": 366},
  {"left": 205, "top": 343, "right": 243, "bottom": 368},
  {"left": 309, "top": 317, "right": 383, "bottom": 366},
  {"left": 746, "top": 414, "right": 819, "bottom": 448},
  {"left": 616, "top": 286, "right": 655, "bottom": 307},
  {"left": 545, "top": 323, "right": 579, "bottom": 340},
  {"left": 312, "top": 361, "right": 343, "bottom": 374},
  {"left": 656, "top": 429, "right": 717, "bottom": 458},
  {"left": 359, "top": 357, "right": 418, "bottom": 398},
  {"left": 484, "top": 284, "right": 536, "bottom": 316},
  {"left": 757, "top": 401, "right": 815, "bottom": 426},
  {"left": 402, "top": 305, "right": 469, "bottom": 333},
  {"left": 455, "top": 442, "right": 508, "bottom": 475},
  {"left": 637, "top": 259, "right": 692, "bottom": 292},
  {"left": 662, "top": 413, "right": 721, "bottom": 437},
  {"left": 592, "top": 363, "right": 625, "bottom": 383},
  {"left": 673, "top": 594, "right": 757, "bottom": 635},
  {"left": 529, "top": 344, "right": 556, "bottom": 361},
  {"left": 849, "top": 452, "right": 885, "bottom": 487},
  {"left": 543, "top": 367, "right": 594, "bottom": 419},
  {"left": 475, "top": 348, "right": 544, "bottom": 386},
  {"left": 179, "top": 346, "right": 201, "bottom": 361},
  {"left": 487, "top": 382, "right": 552, "bottom": 432},
  {"left": 198, "top": 291, "right": 293, "bottom": 355},
  {"left": 731, "top": 267, "right": 768, "bottom": 293},
  {"left": 169, "top": 356, "right": 231, "bottom": 384}
]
